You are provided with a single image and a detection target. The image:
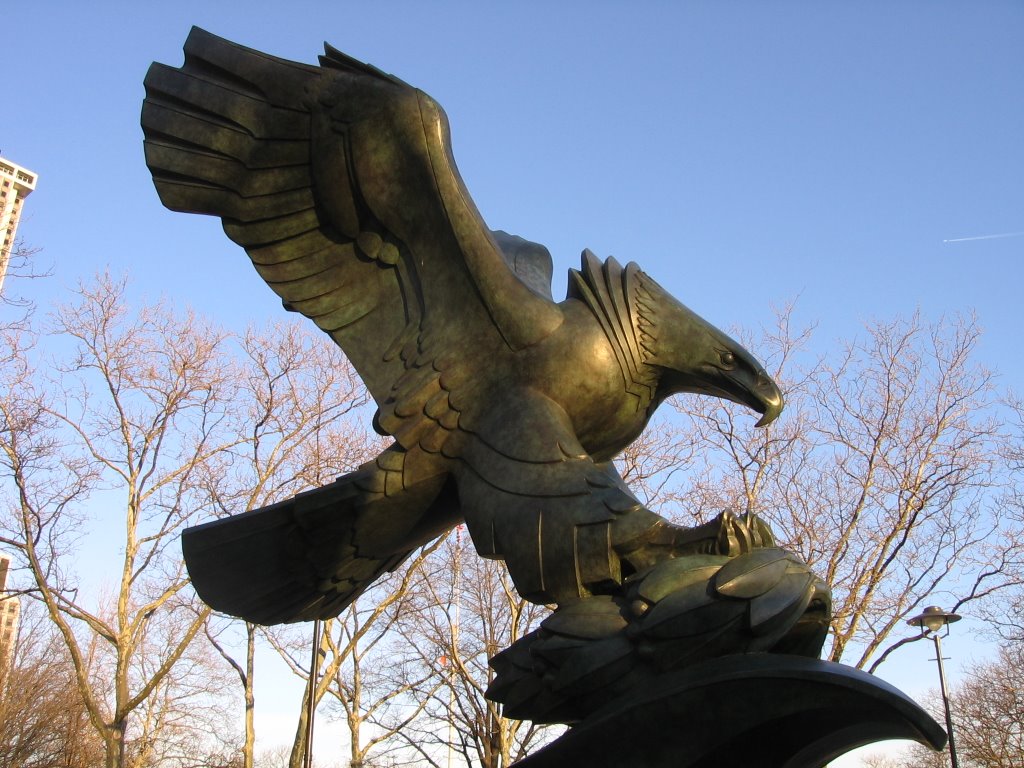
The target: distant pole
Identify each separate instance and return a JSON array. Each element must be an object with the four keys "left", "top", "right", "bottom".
[
  {"left": 907, "top": 606, "right": 962, "bottom": 768},
  {"left": 447, "top": 526, "right": 462, "bottom": 768},
  {"left": 931, "top": 631, "right": 959, "bottom": 768},
  {"left": 305, "top": 618, "right": 322, "bottom": 768}
]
